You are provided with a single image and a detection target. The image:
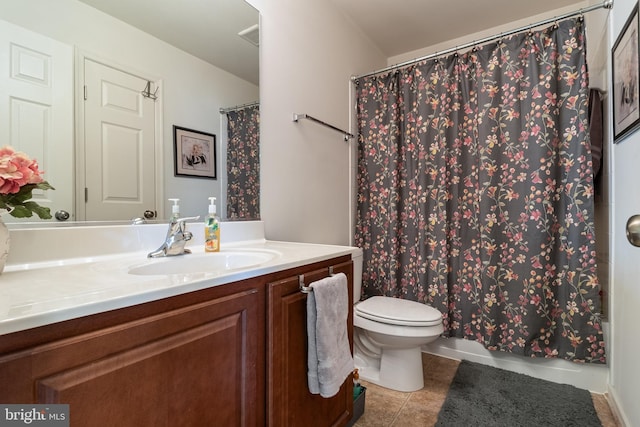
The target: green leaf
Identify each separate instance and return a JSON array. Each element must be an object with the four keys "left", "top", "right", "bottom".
[
  {"left": 35, "top": 181, "right": 55, "bottom": 191},
  {"left": 6, "top": 187, "right": 34, "bottom": 204},
  {"left": 25, "top": 202, "right": 52, "bottom": 219},
  {"left": 8, "top": 205, "right": 32, "bottom": 218},
  {"left": 0, "top": 180, "right": 54, "bottom": 219}
]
